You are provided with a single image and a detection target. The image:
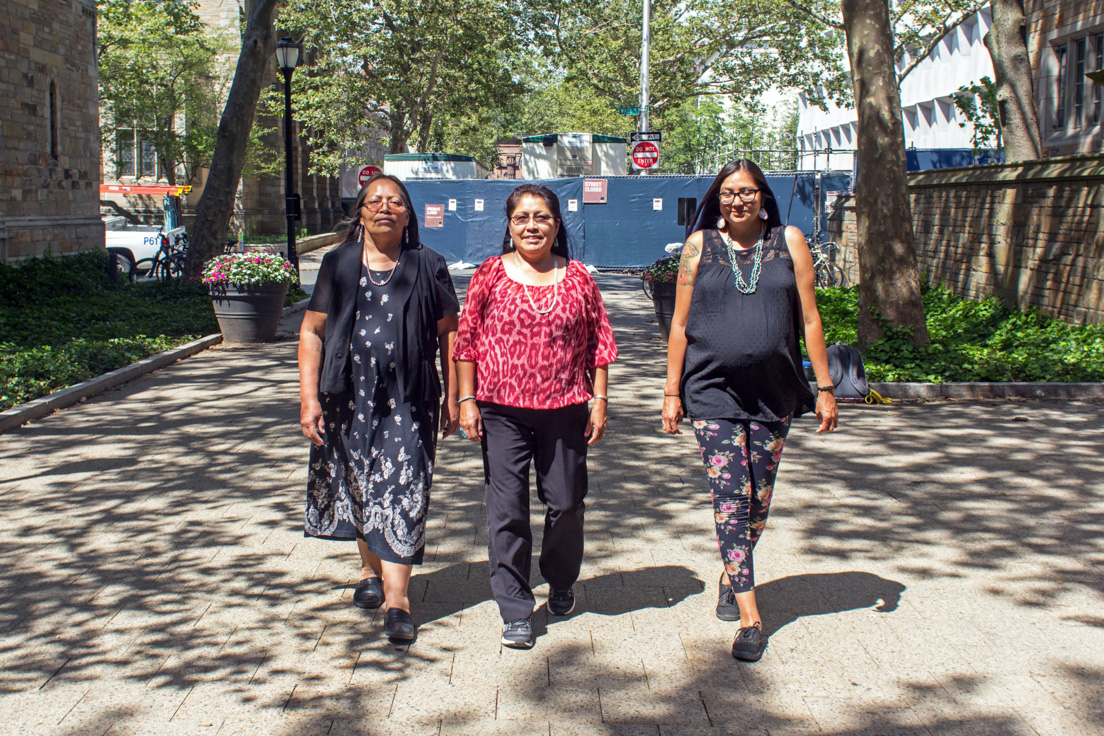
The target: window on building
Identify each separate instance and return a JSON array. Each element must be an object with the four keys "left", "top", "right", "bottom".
[
  {"left": 1095, "top": 33, "right": 1103, "bottom": 125},
  {"left": 1074, "top": 38, "right": 1087, "bottom": 127},
  {"left": 116, "top": 130, "right": 135, "bottom": 176},
  {"left": 114, "top": 128, "right": 161, "bottom": 179},
  {"left": 48, "top": 81, "right": 59, "bottom": 161},
  {"left": 1054, "top": 44, "right": 1068, "bottom": 129}
]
